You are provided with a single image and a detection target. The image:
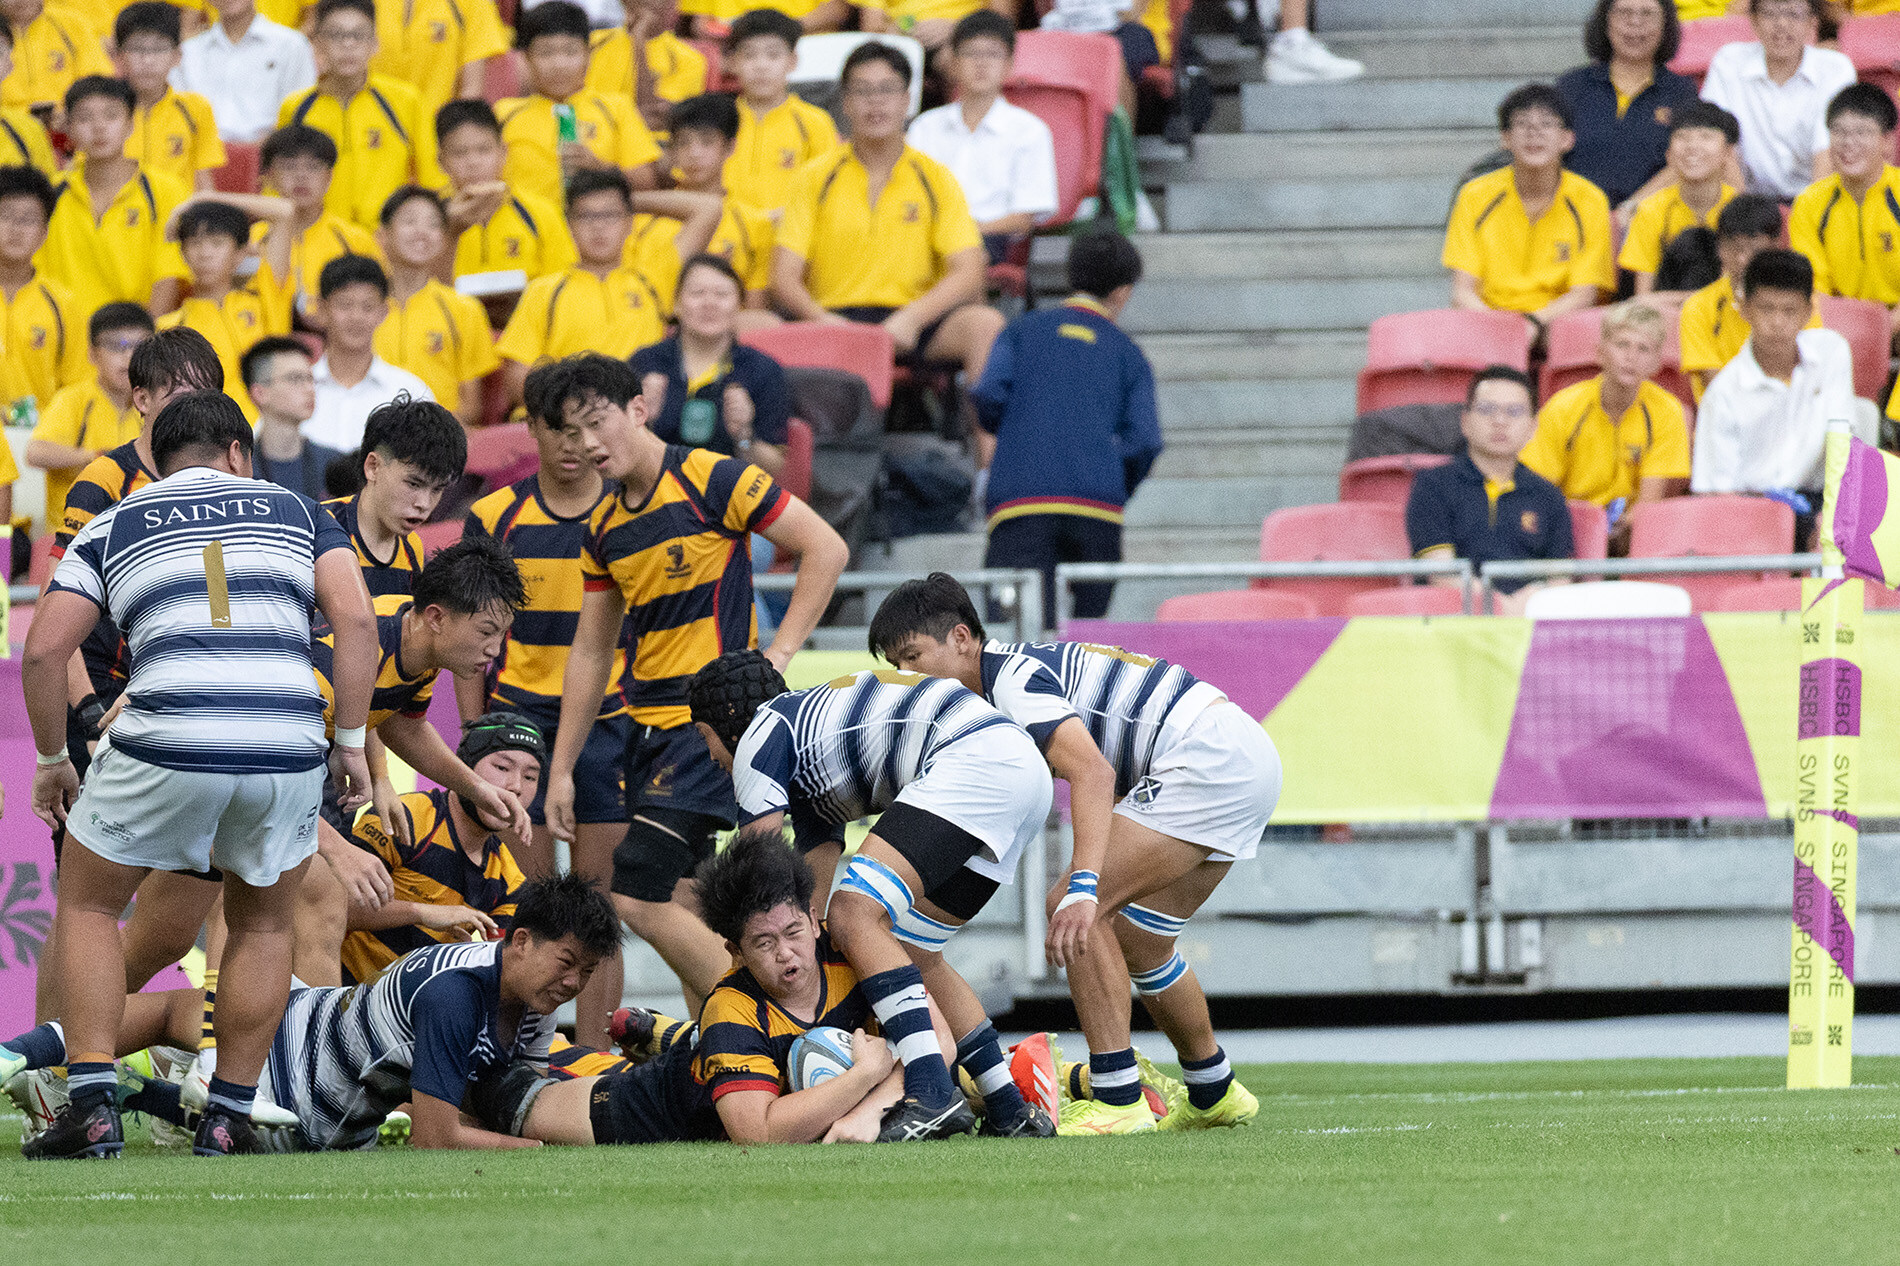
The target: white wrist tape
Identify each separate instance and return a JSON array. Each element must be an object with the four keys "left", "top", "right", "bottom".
[{"left": 333, "top": 725, "right": 368, "bottom": 750}]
